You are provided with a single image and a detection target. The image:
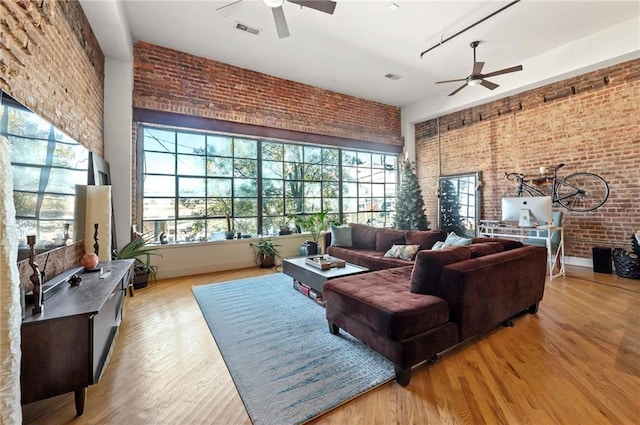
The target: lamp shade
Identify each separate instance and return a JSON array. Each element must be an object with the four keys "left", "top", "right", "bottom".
[
  {"left": 76, "top": 185, "right": 112, "bottom": 263},
  {"left": 264, "top": 0, "right": 284, "bottom": 7}
]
